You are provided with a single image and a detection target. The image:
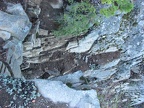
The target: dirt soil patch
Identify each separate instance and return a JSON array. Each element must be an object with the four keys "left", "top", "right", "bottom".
[{"left": 0, "top": 75, "right": 69, "bottom": 108}]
